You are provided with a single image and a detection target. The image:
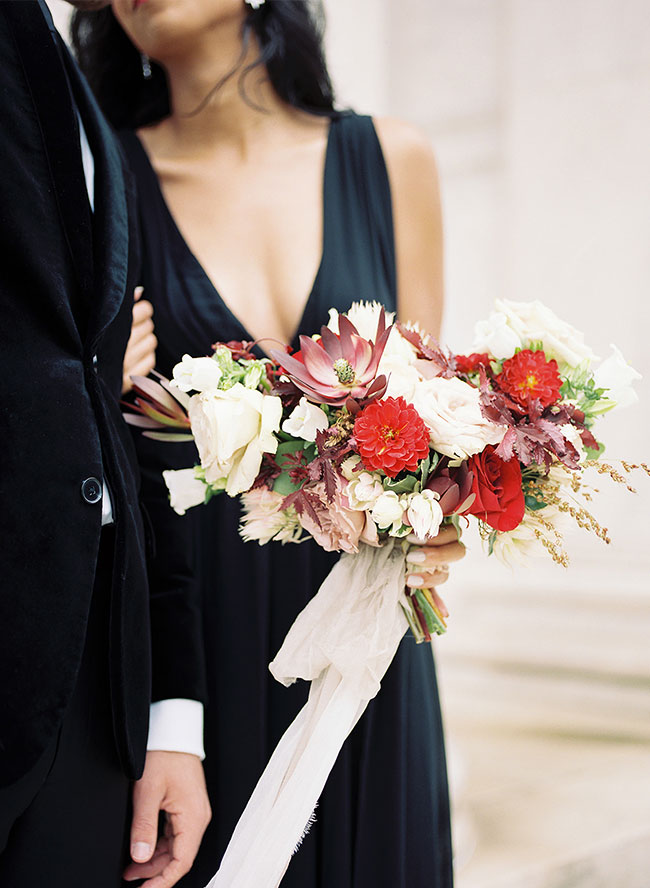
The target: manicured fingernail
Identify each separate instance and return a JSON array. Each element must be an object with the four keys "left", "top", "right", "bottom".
[
  {"left": 406, "top": 550, "right": 426, "bottom": 563},
  {"left": 406, "top": 575, "right": 424, "bottom": 587},
  {"left": 132, "top": 842, "right": 152, "bottom": 862}
]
